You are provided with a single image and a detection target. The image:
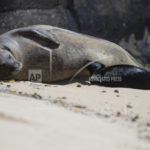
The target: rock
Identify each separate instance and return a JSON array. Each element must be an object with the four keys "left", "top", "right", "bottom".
[
  {"left": 69, "top": 0, "right": 149, "bottom": 42},
  {"left": 0, "top": 6, "right": 78, "bottom": 34},
  {"left": 0, "top": 0, "right": 149, "bottom": 40},
  {"left": 114, "top": 90, "right": 119, "bottom": 93},
  {"left": 126, "top": 104, "right": 133, "bottom": 109},
  {"left": 77, "top": 84, "right": 82, "bottom": 87},
  {"left": 32, "top": 93, "right": 42, "bottom": 100},
  {"left": 0, "top": 0, "right": 60, "bottom": 11},
  {"left": 132, "top": 115, "right": 139, "bottom": 122}
]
